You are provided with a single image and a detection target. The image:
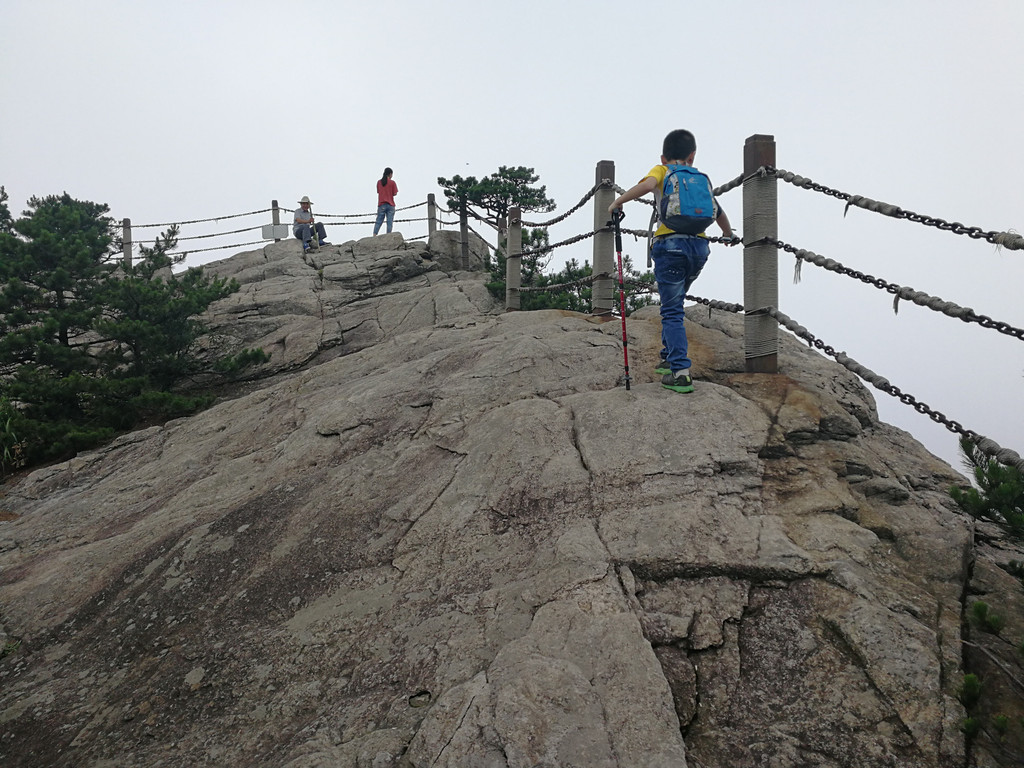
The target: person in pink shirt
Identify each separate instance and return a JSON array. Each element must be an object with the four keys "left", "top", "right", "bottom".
[{"left": 373, "top": 167, "right": 398, "bottom": 235}]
